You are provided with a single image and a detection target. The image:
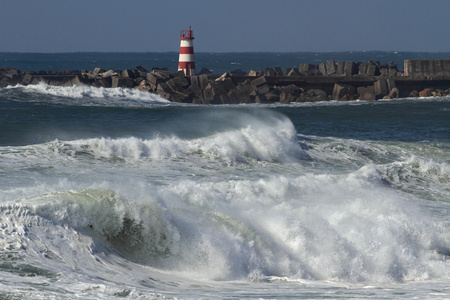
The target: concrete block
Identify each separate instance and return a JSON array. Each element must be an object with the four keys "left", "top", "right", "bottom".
[
  {"left": 248, "top": 70, "right": 262, "bottom": 76},
  {"left": 215, "top": 77, "right": 236, "bottom": 91},
  {"left": 273, "top": 67, "right": 283, "bottom": 76},
  {"left": 21, "top": 73, "right": 33, "bottom": 85},
  {"left": 100, "top": 70, "right": 117, "bottom": 78},
  {"left": 387, "top": 78, "right": 396, "bottom": 91},
  {"left": 93, "top": 77, "right": 112, "bottom": 88},
  {"left": 171, "top": 70, "right": 186, "bottom": 79},
  {"left": 70, "top": 76, "right": 81, "bottom": 86},
  {"left": 301, "top": 89, "right": 328, "bottom": 102},
  {"left": 265, "top": 93, "right": 280, "bottom": 103},
  {"left": 374, "top": 79, "right": 389, "bottom": 97},
  {"left": 332, "top": 84, "right": 356, "bottom": 100},
  {"left": 263, "top": 68, "right": 277, "bottom": 76},
  {"left": 326, "top": 60, "right": 337, "bottom": 75},
  {"left": 134, "top": 65, "right": 148, "bottom": 76},
  {"left": 172, "top": 76, "right": 189, "bottom": 88},
  {"left": 319, "top": 63, "right": 327, "bottom": 76},
  {"left": 256, "top": 84, "right": 270, "bottom": 94},
  {"left": 199, "top": 74, "right": 209, "bottom": 89},
  {"left": 157, "top": 82, "right": 172, "bottom": 93},
  {"left": 203, "top": 88, "right": 214, "bottom": 102},
  {"left": 299, "top": 63, "right": 315, "bottom": 73},
  {"left": 287, "top": 68, "right": 302, "bottom": 76},
  {"left": 357, "top": 86, "right": 376, "bottom": 100},
  {"left": 404, "top": 60, "right": 450, "bottom": 77},
  {"left": 344, "top": 62, "right": 357, "bottom": 76},
  {"left": 165, "top": 79, "right": 179, "bottom": 91},
  {"left": 112, "top": 77, "right": 135, "bottom": 88},
  {"left": 251, "top": 76, "right": 267, "bottom": 87},
  {"left": 146, "top": 73, "right": 161, "bottom": 86},
  {"left": 190, "top": 75, "right": 199, "bottom": 88},
  {"left": 121, "top": 69, "right": 136, "bottom": 78},
  {"left": 336, "top": 62, "right": 345, "bottom": 75},
  {"left": 152, "top": 69, "right": 171, "bottom": 79},
  {"left": 389, "top": 87, "right": 400, "bottom": 98},
  {"left": 92, "top": 68, "right": 105, "bottom": 75}
]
